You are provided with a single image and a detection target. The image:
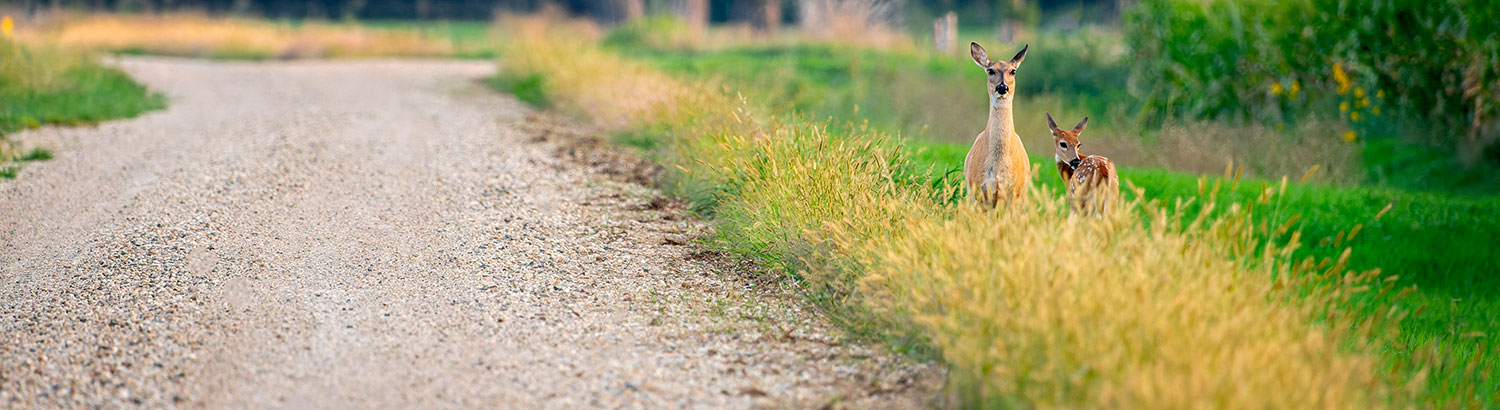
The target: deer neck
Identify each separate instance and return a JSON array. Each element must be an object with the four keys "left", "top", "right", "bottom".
[{"left": 985, "top": 100, "right": 1019, "bottom": 161}]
